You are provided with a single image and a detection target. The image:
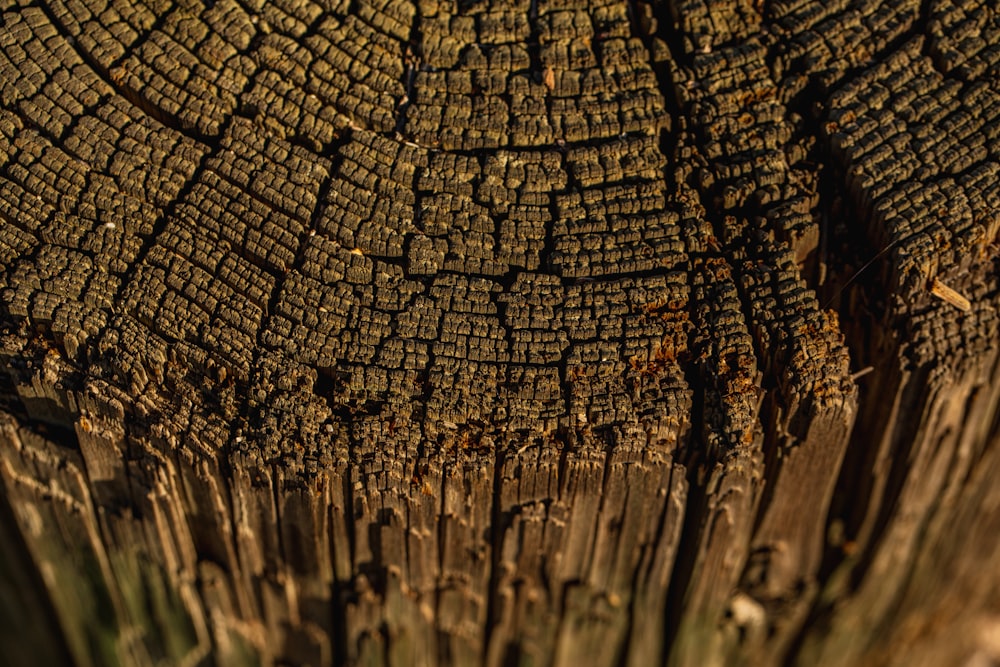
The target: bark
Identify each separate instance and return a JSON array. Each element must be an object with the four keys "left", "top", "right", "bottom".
[{"left": 0, "top": 0, "right": 998, "bottom": 665}]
